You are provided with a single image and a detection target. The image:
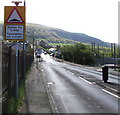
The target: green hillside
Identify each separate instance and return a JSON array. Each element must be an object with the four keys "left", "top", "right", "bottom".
[
  {"left": 26, "top": 23, "right": 78, "bottom": 45},
  {"left": 0, "top": 22, "right": 110, "bottom": 47}
]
